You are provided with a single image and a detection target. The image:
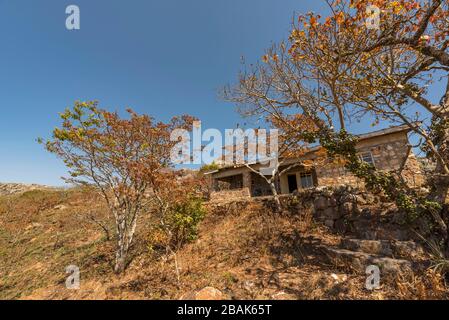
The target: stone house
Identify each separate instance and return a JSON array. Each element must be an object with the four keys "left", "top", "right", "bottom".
[{"left": 206, "top": 124, "right": 424, "bottom": 201}]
